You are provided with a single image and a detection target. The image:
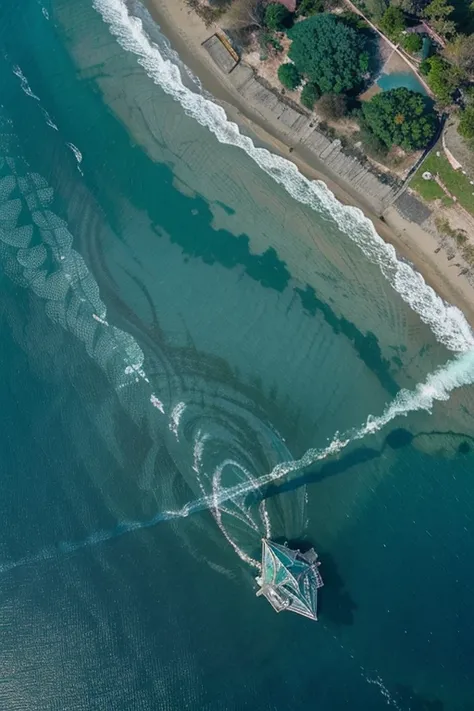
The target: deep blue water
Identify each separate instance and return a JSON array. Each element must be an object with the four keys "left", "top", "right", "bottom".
[{"left": 0, "top": 1, "right": 474, "bottom": 710}]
